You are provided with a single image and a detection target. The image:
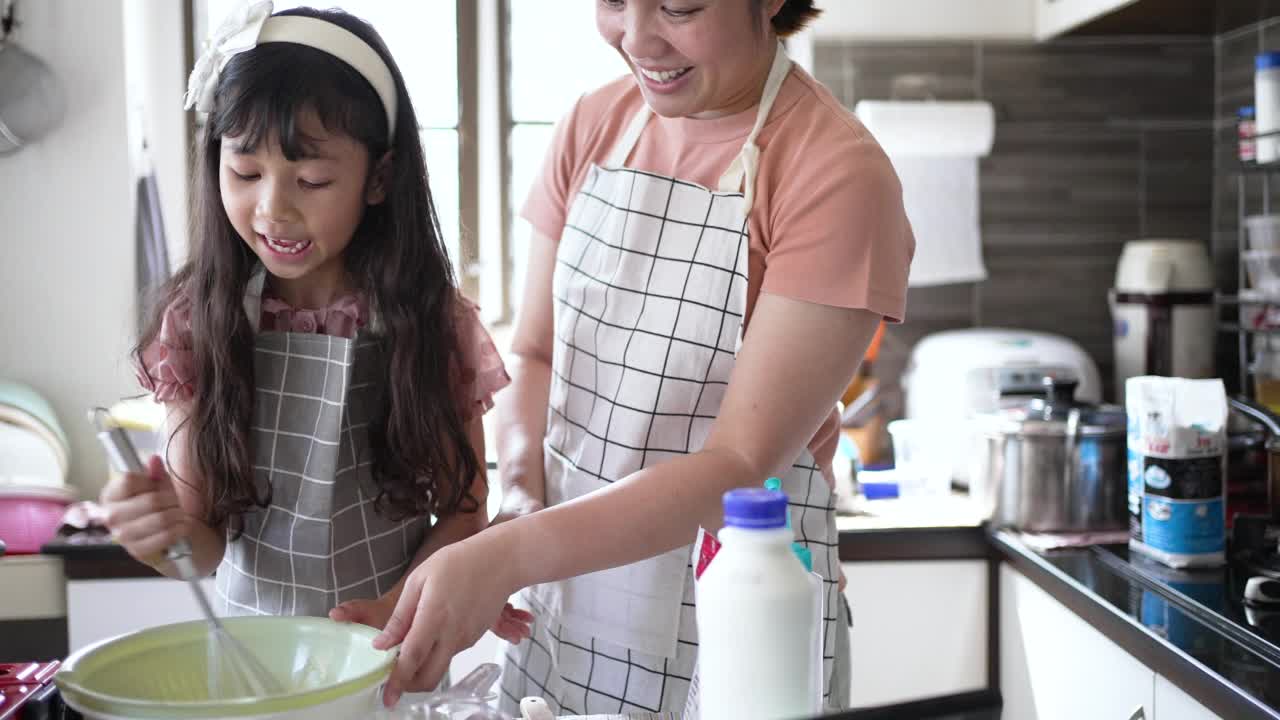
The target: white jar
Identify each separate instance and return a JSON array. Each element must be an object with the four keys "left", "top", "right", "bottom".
[
  {"left": 695, "top": 489, "right": 822, "bottom": 720},
  {"left": 1255, "top": 52, "right": 1280, "bottom": 164}
]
